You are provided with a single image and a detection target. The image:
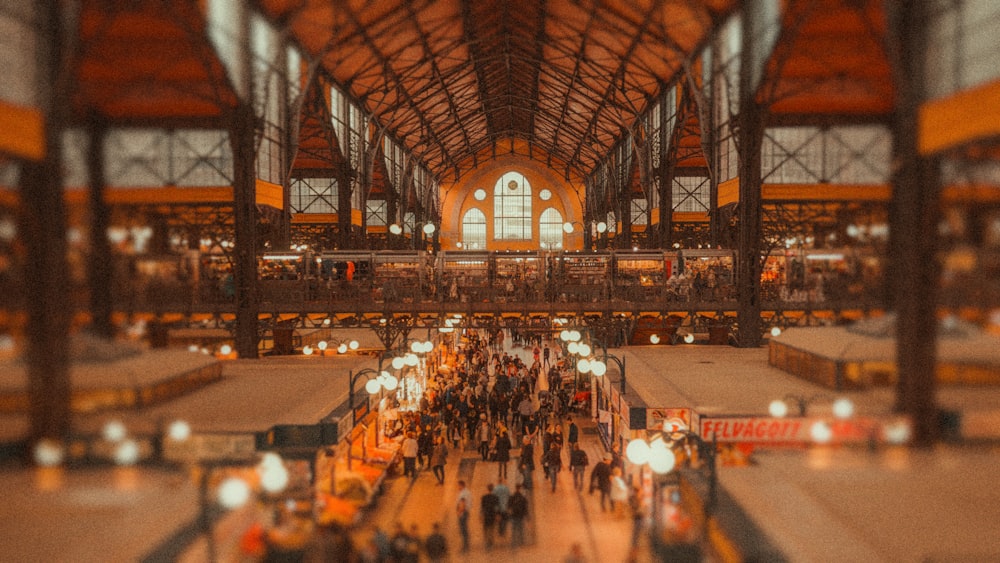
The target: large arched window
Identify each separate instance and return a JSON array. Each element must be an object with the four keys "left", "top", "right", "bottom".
[
  {"left": 494, "top": 171, "right": 532, "bottom": 240},
  {"left": 539, "top": 208, "right": 564, "bottom": 250},
  {"left": 461, "top": 208, "right": 487, "bottom": 250}
]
